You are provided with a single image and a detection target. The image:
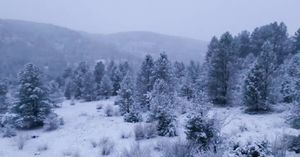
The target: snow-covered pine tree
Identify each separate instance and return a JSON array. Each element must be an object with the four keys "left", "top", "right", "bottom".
[
  {"left": 94, "top": 61, "right": 105, "bottom": 85},
  {"left": 185, "top": 114, "right": 218, "bottom": 151},
  {"left": 94, "top": 61, "right": 105, "bottom": 100},
  {"left": 293, "top": 28, "right": 300, "bottom": 54},
  {"left": 117, "top": 73, "right": 135, "bottom": 116},
  {"left": 180, "top": 61, "right": 200, "bottom": 100},
  {"left": 207, "top": 32, "right": 234, "bottom": 106},
  {"left": 110, "top": 65, "right": 122, "bottom": 96},
  {"left": 99, "top": 74, "right": 113, "bottom": 99},
  {"left": 235, "top": 30, "right": 251, "bottom": 58},
  {"left": 0, "top": 80, "right": 8, "bottom": 114},
  {"left": 243, "top": 41, "right": 276, "bottom": 113},
  {"left": 13, "top": 63, "right": 52, "bottom": 129},
  {"left": 81, "top": 71, "right": 96, "bottom": 101},
  {"left": 72, "top": 61, "right": 90, "bottom": 99},
  {"left": 149, "top": 79, "right": 177, "bottom": 136},
  {"left": 135, "top": 55, "right": 155, "bottom": 111},
  {"left": 153, "top": 53, "right": 174, "bottom": 89}
]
